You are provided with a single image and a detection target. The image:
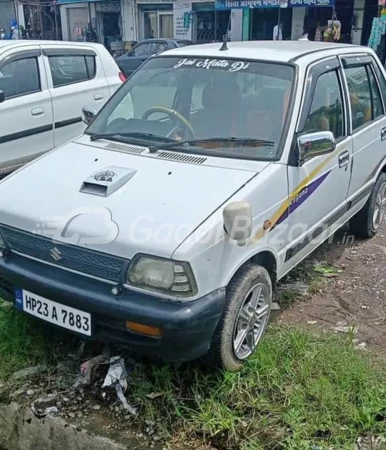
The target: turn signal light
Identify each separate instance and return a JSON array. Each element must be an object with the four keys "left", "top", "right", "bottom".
[{"left": 126, "top": 321, "right": 163, "bottom": 337}]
